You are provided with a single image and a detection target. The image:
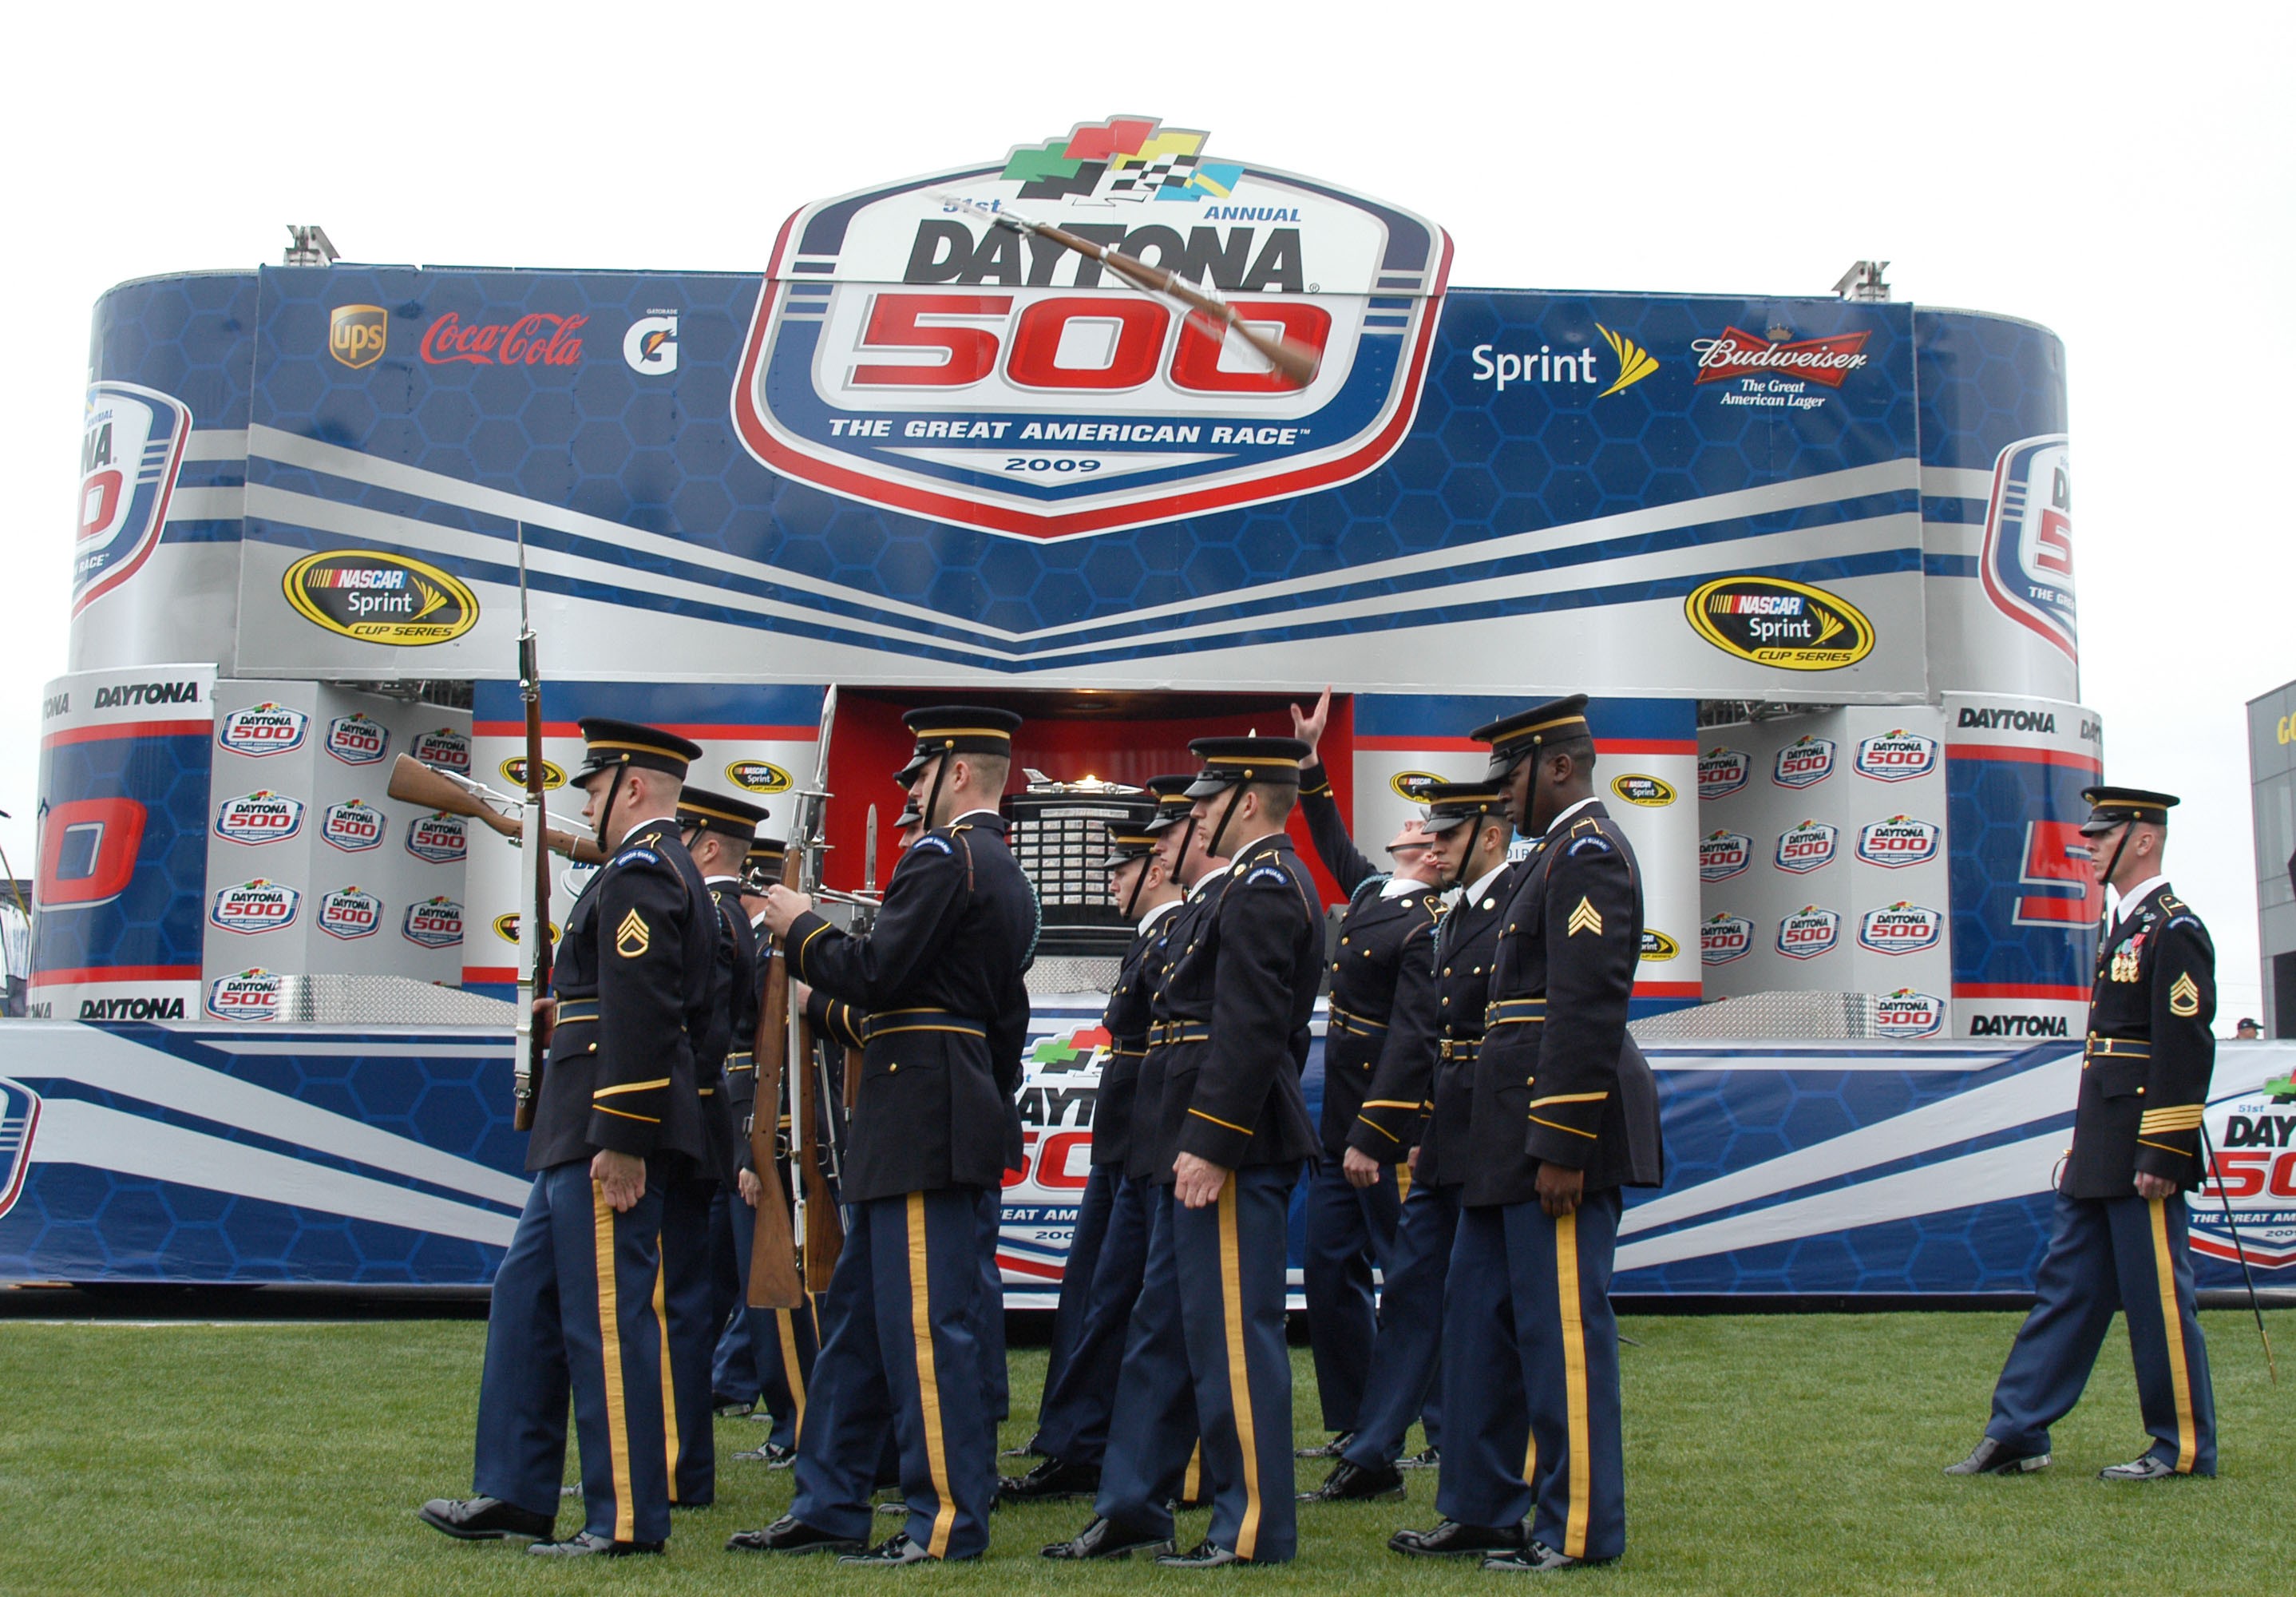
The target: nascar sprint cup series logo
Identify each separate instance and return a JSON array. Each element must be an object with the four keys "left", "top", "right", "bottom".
[
  {"left": 76, "top": 381, "right": 192, "bottom": 616},
  {"left": 733, "top": 117, "right": 1452, "bottom": 541},
  {"left": 282, "top": 549, "right": 479, "bottom": 645},
  {"left": 1980, "top": 434, "right": 2075, "bottom": 661}
]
